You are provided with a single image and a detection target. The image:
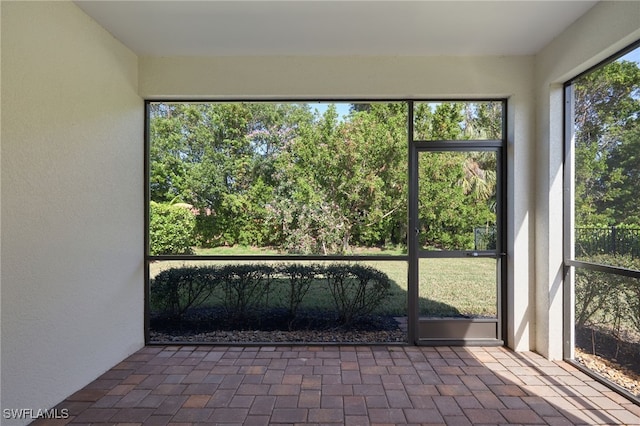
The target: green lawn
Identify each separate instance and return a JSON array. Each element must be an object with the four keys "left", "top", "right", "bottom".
[
  {"left": 195, "top": 246, "right": 282, "bottom": 255},
  {"left": 419, "top": 258, "right": 497, "bottom": 317},
  {"left": 149, "top": 247, "right": 497, "bottom": 318}
]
